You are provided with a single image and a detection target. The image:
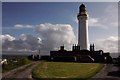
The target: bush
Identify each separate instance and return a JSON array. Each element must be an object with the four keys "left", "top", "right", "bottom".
[{"left": 2, "top": 57, "right": 31, "bottom": 73}]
